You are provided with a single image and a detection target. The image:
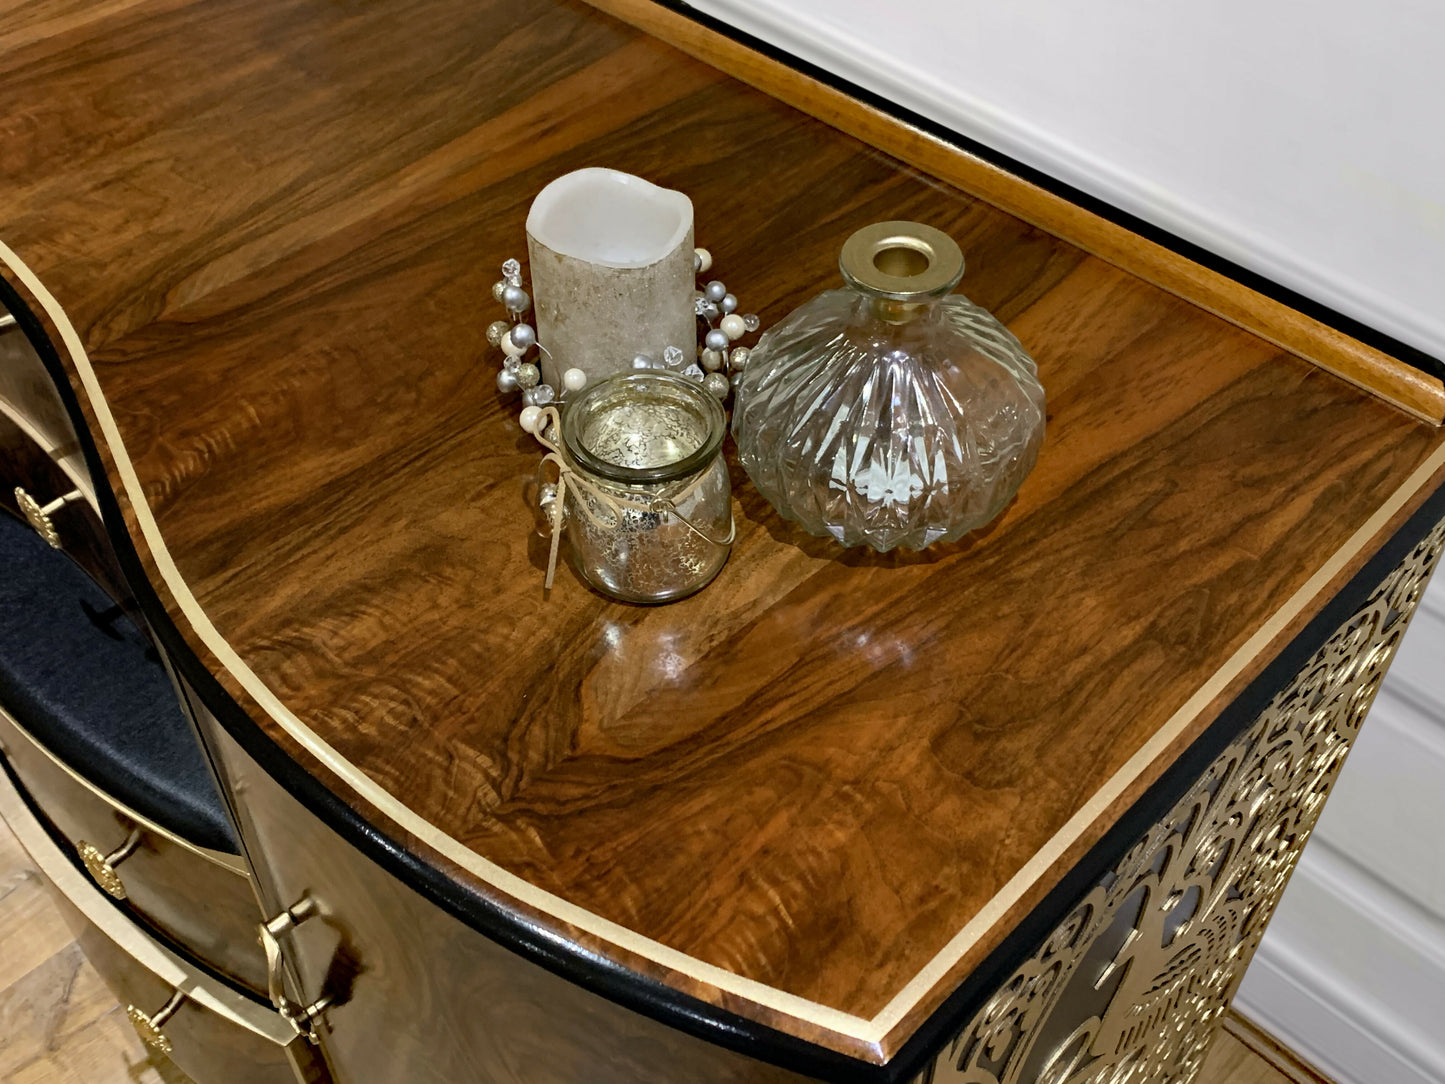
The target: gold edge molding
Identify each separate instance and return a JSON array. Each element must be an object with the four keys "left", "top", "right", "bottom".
[
  {"left": 913, "top": 519, "right": 1445, "bottom": 1084},
  {"left": 579, "top": 0, "right": 1445, "bottom": 427},
  {"left": 3, "top": 236, "right": 1445, "bottom": 1051}
]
